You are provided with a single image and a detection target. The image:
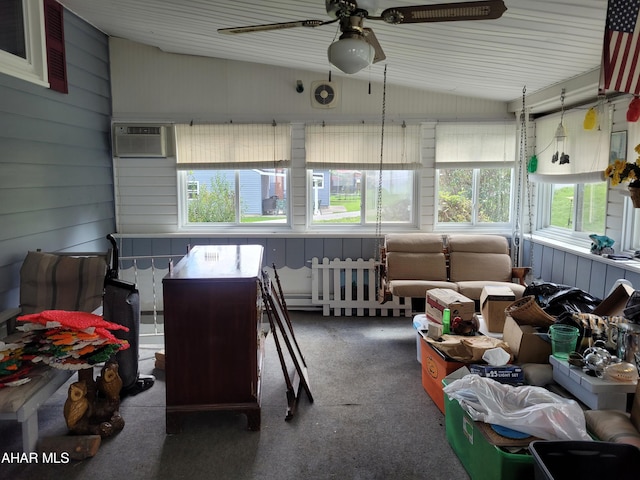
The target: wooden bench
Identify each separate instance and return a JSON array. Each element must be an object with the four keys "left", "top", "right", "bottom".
[{"left": 0, "top": 249, "right": 109, "bottom": 452}]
